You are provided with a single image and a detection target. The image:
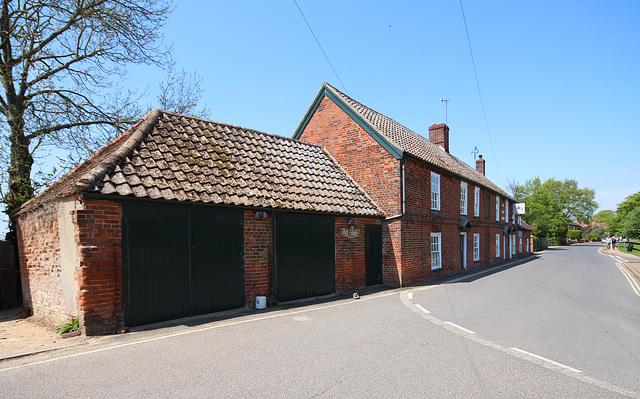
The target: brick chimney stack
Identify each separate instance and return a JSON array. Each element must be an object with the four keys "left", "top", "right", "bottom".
[
  {"left": 476, "top": 155, "right": 486, "bottom": 175},
  {"left": 428, "top": 123, "right": 449, "bottom": 153}
]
